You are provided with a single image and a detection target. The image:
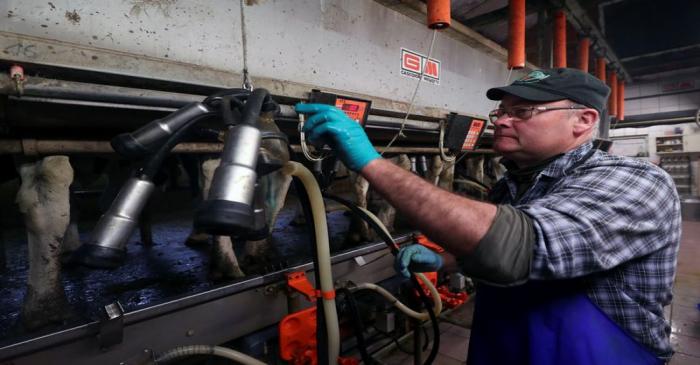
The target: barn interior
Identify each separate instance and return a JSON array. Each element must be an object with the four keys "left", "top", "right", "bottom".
[{"left": 1, "top": 1, "right": 699, "bottom": 364}]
